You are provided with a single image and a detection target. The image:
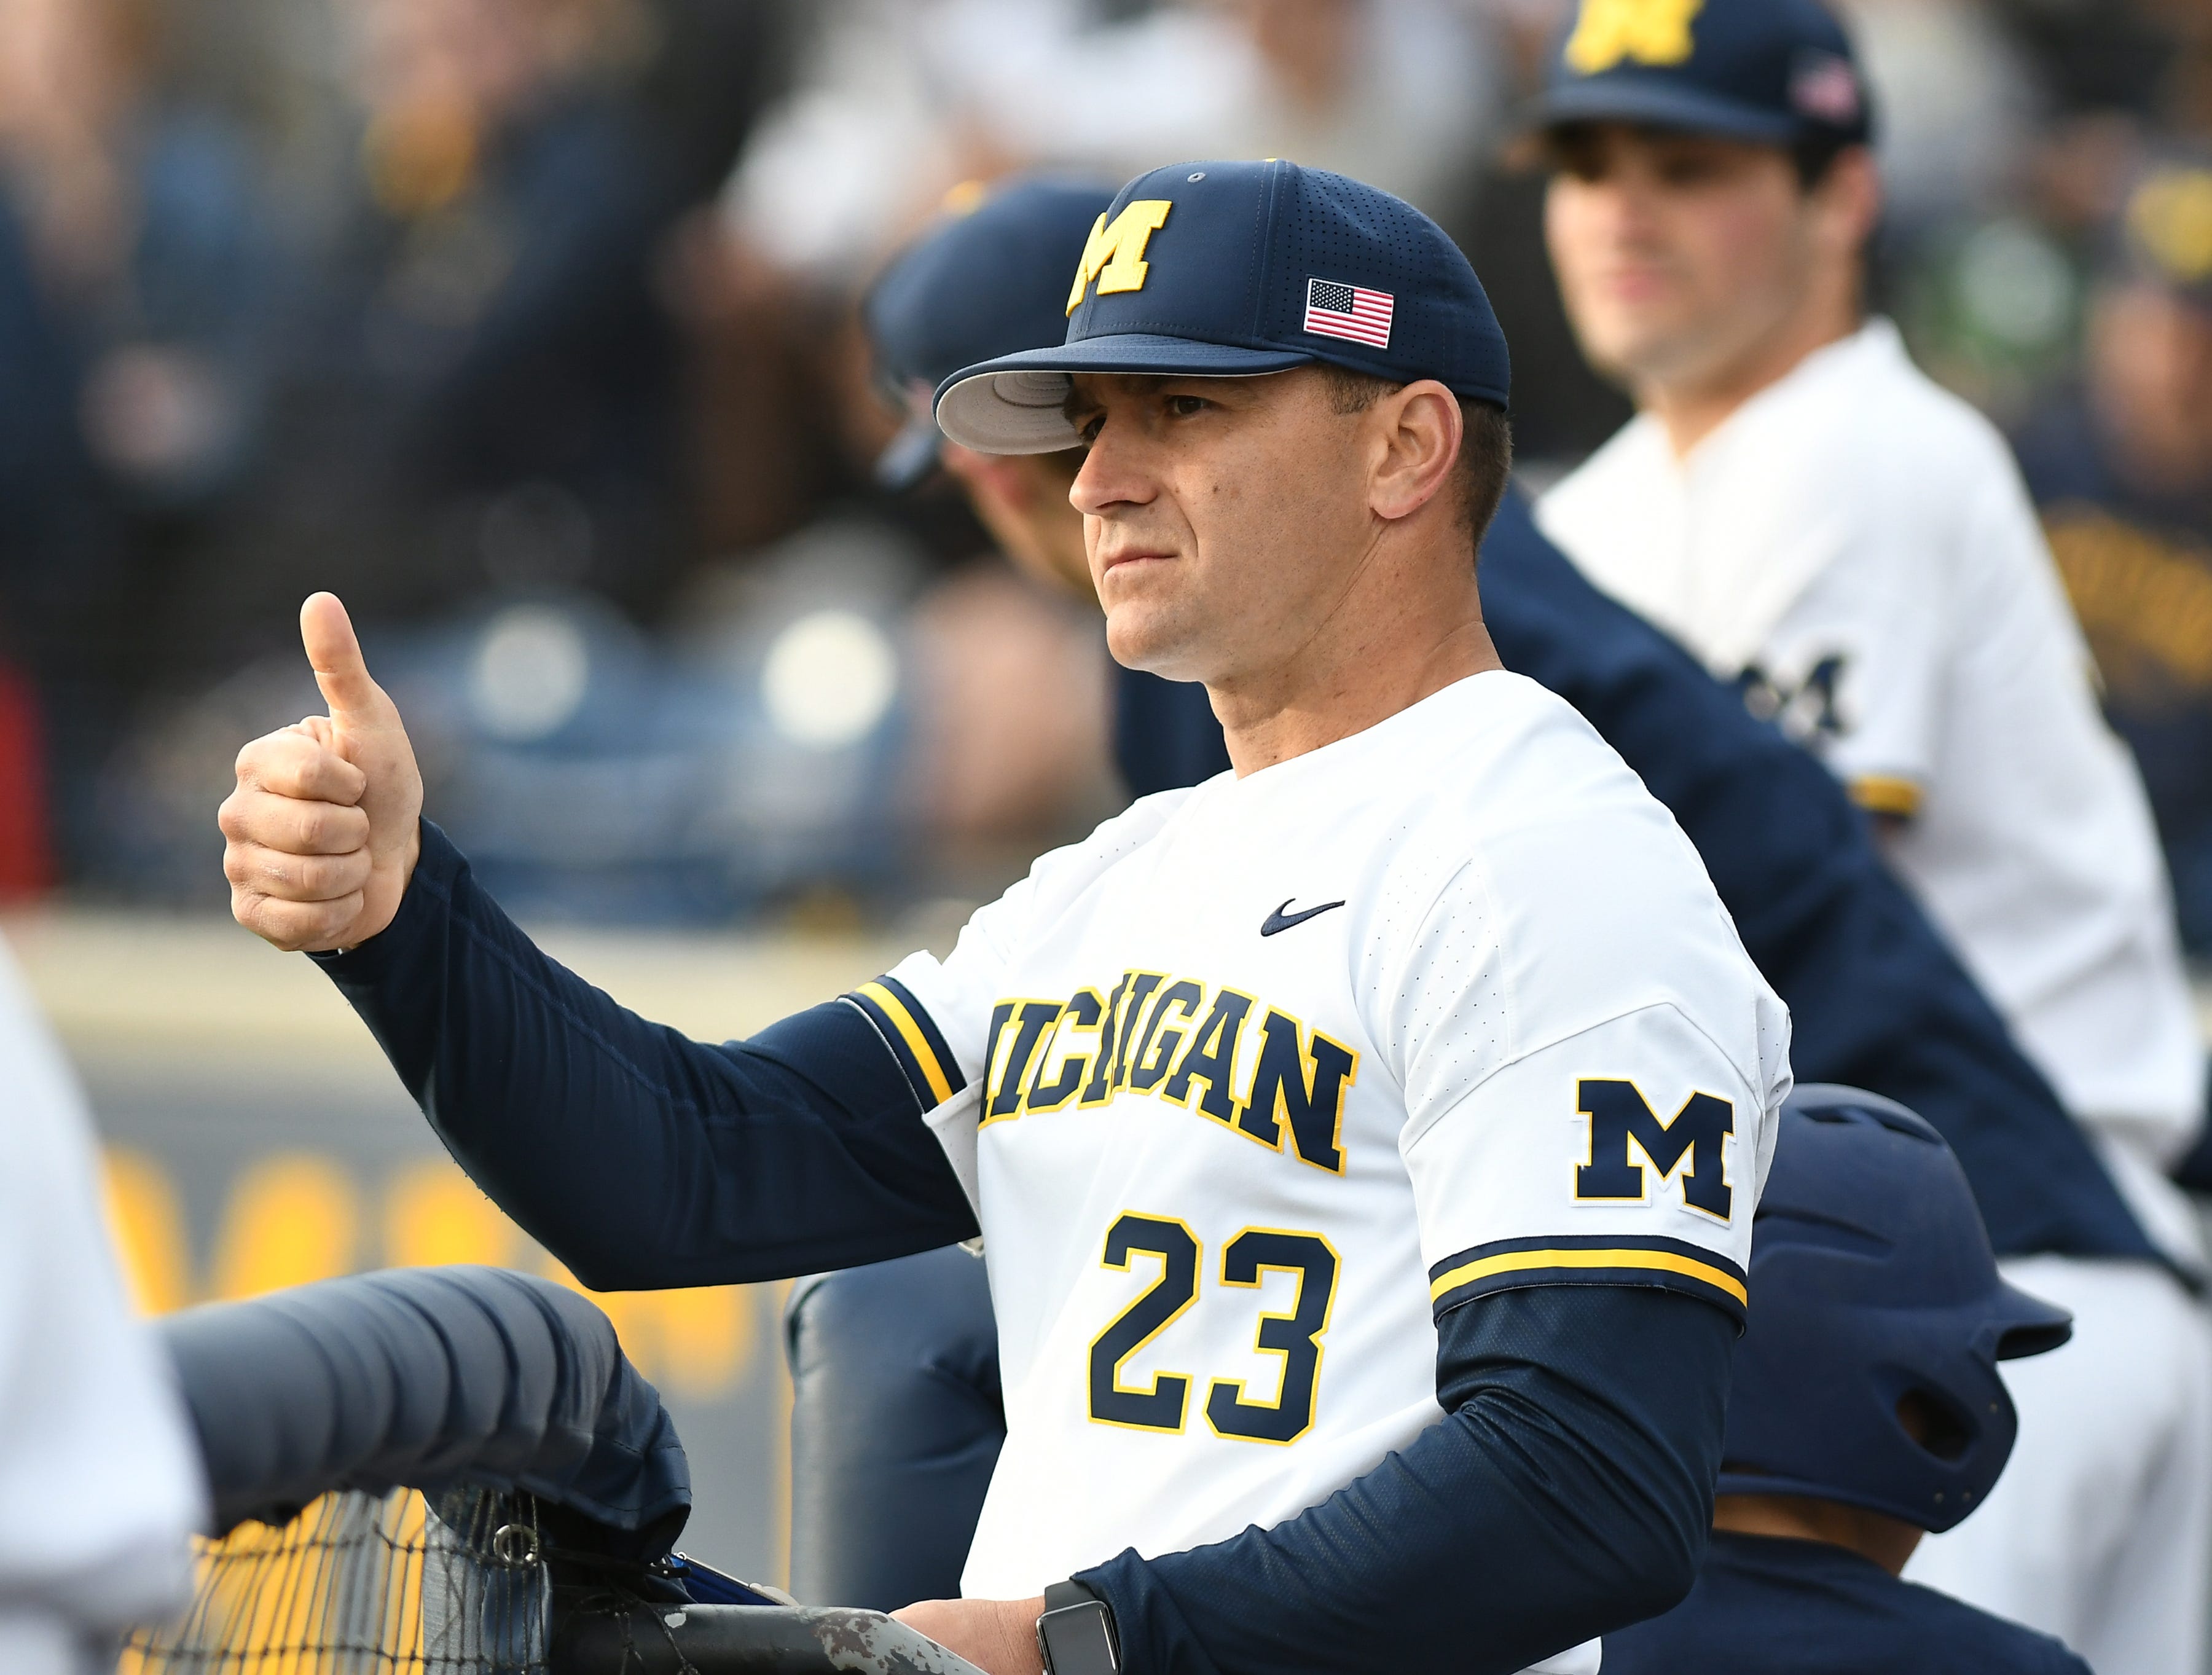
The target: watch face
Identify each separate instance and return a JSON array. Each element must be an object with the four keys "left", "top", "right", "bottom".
[{"left": 1037, "top": 1601, "right": 1119, "bottom": 1675}]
